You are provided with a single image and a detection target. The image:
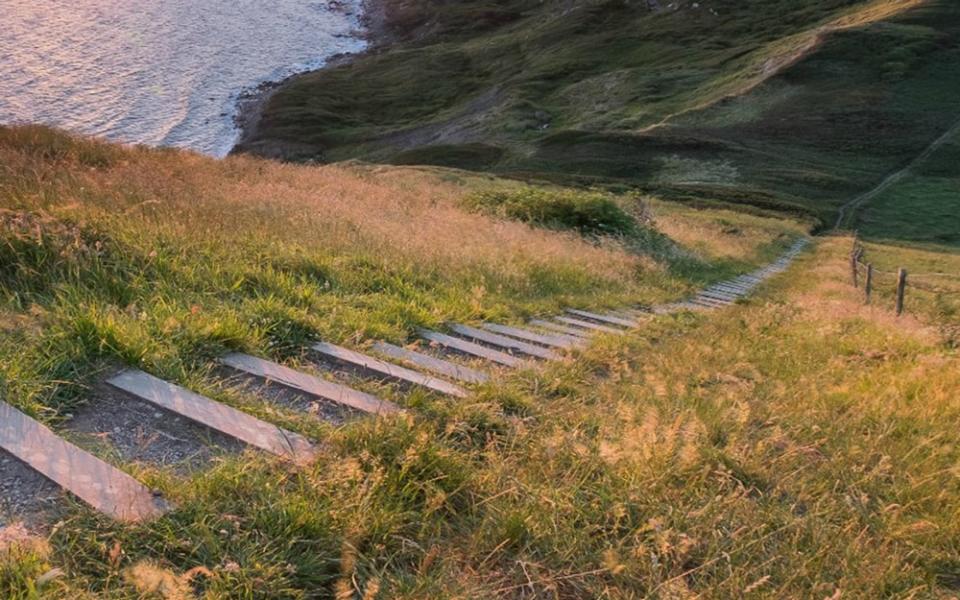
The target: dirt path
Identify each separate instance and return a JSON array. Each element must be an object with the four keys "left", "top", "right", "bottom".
[{"left": 834, "top": 117, "right": 960, "bottom": 230}]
